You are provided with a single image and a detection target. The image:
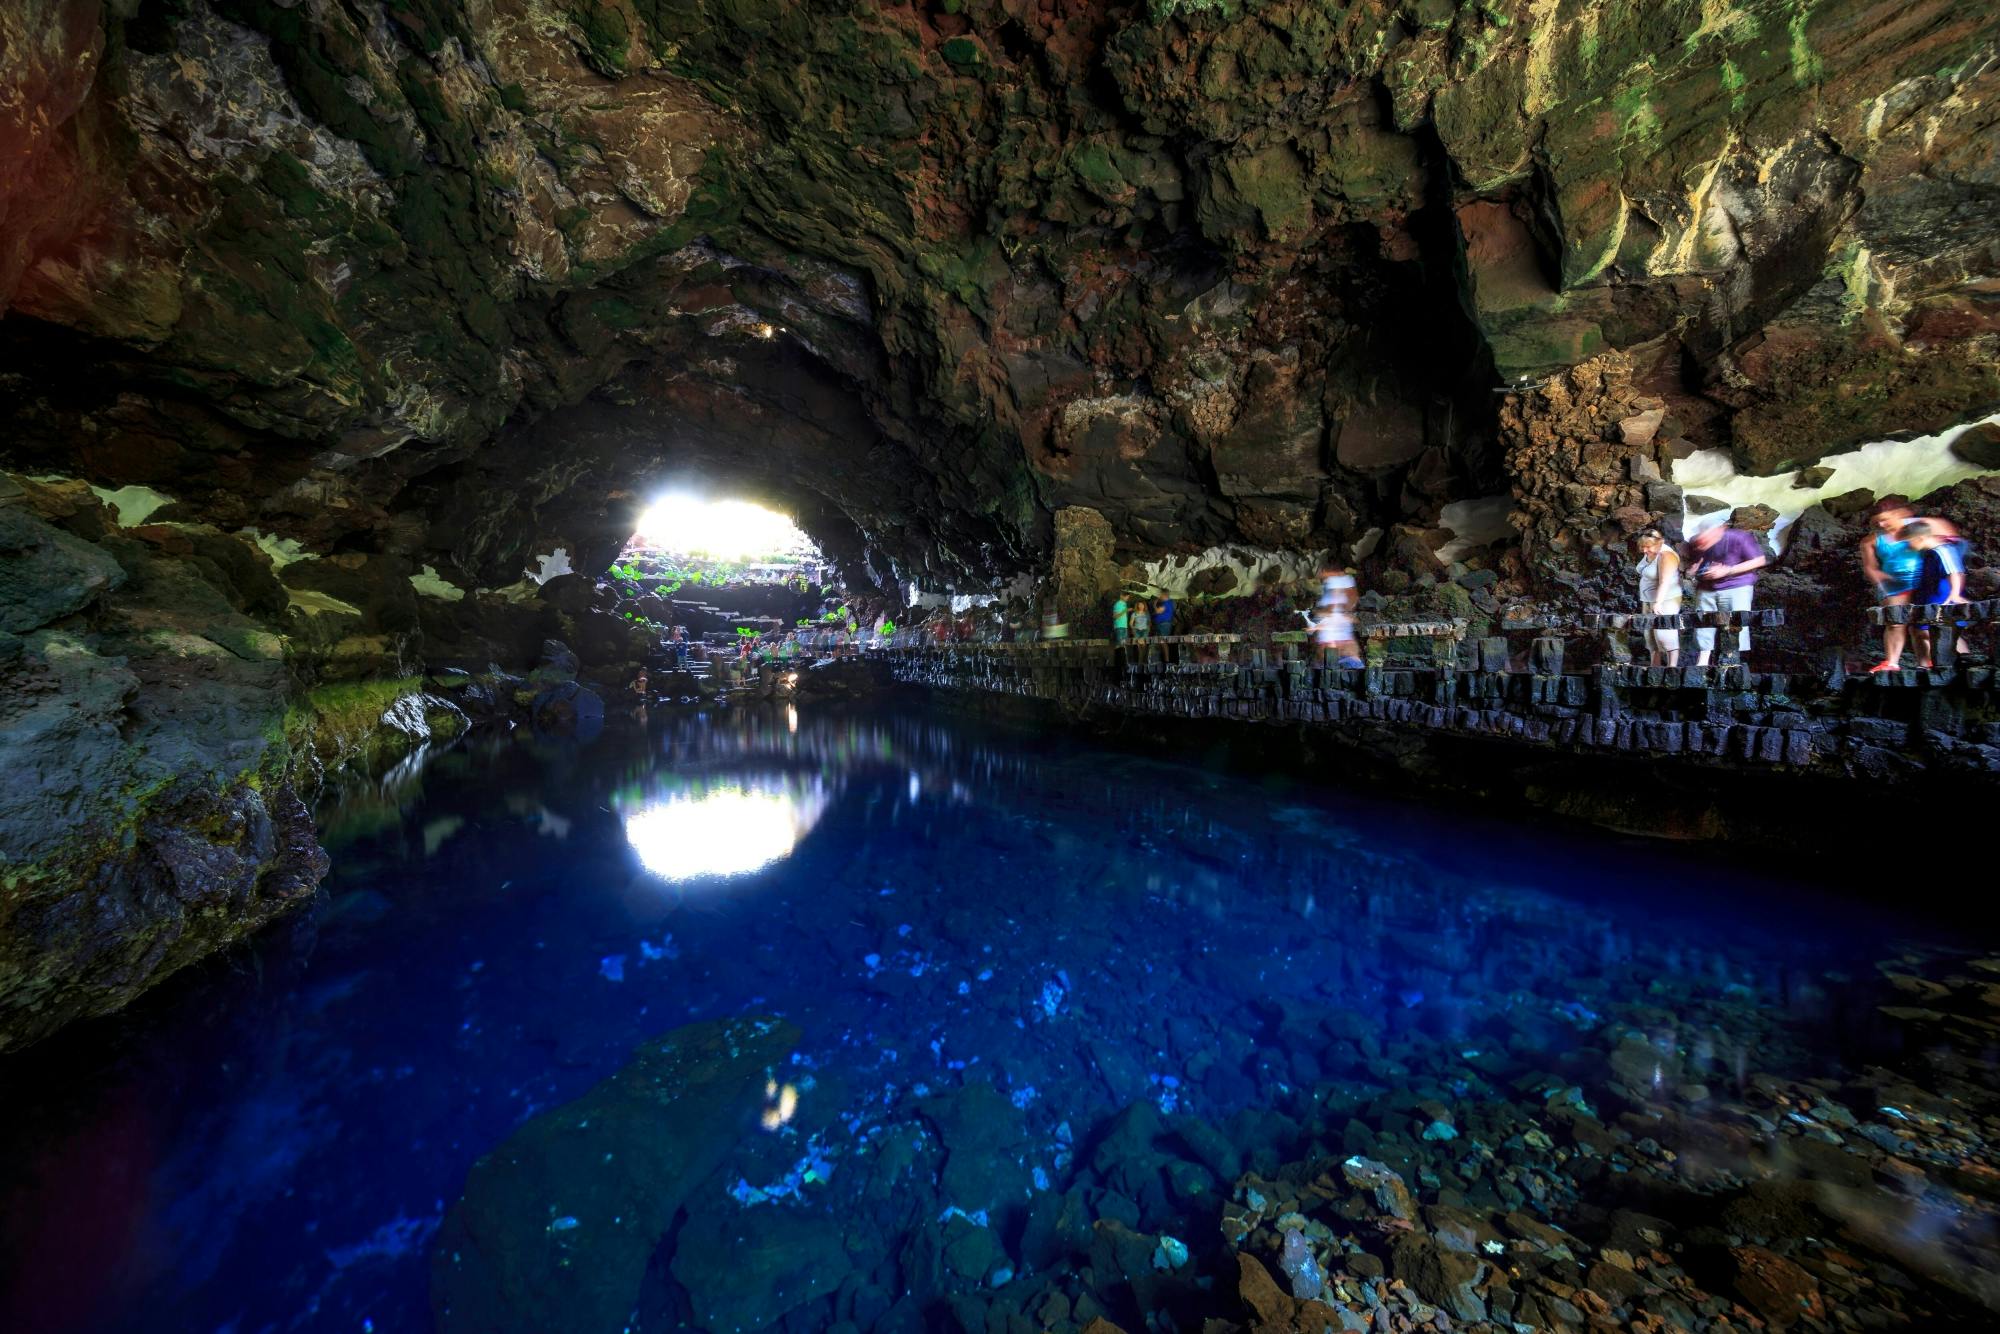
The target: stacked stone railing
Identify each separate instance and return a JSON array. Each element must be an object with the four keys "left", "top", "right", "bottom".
[{"left": 869, "top": 610, "right": 2000, "bottom": 780}]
